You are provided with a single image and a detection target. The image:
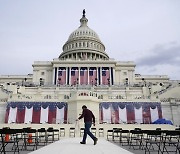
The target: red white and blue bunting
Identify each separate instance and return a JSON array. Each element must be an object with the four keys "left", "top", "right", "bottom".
[
  {"left": 5, "top": 102, "right": 68, "bottom": 124},
  {"left": 99, "top": 102, "right": 162, "bottom": 124}
]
